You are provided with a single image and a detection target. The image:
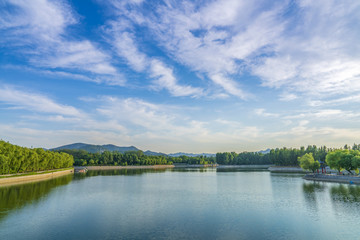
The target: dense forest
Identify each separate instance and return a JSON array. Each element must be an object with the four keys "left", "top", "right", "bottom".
[
  {"left": 55, "top": 149, "right": 216, "bottom": 166},
  {"left": 2, "top": 140, "right": 360, "bottom": 175},
  {"left": 216, "top": 145, "right": 360, "bottom": 166},
  {"left": 0, "top": 140, "right": 73, "bottom": 175}
]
